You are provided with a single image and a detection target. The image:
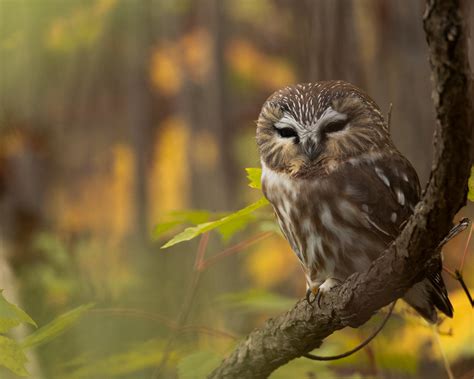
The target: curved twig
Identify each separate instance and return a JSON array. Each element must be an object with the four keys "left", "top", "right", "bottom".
[{"left": 303, "top": 301, "right": 396, "bottom": 361}]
